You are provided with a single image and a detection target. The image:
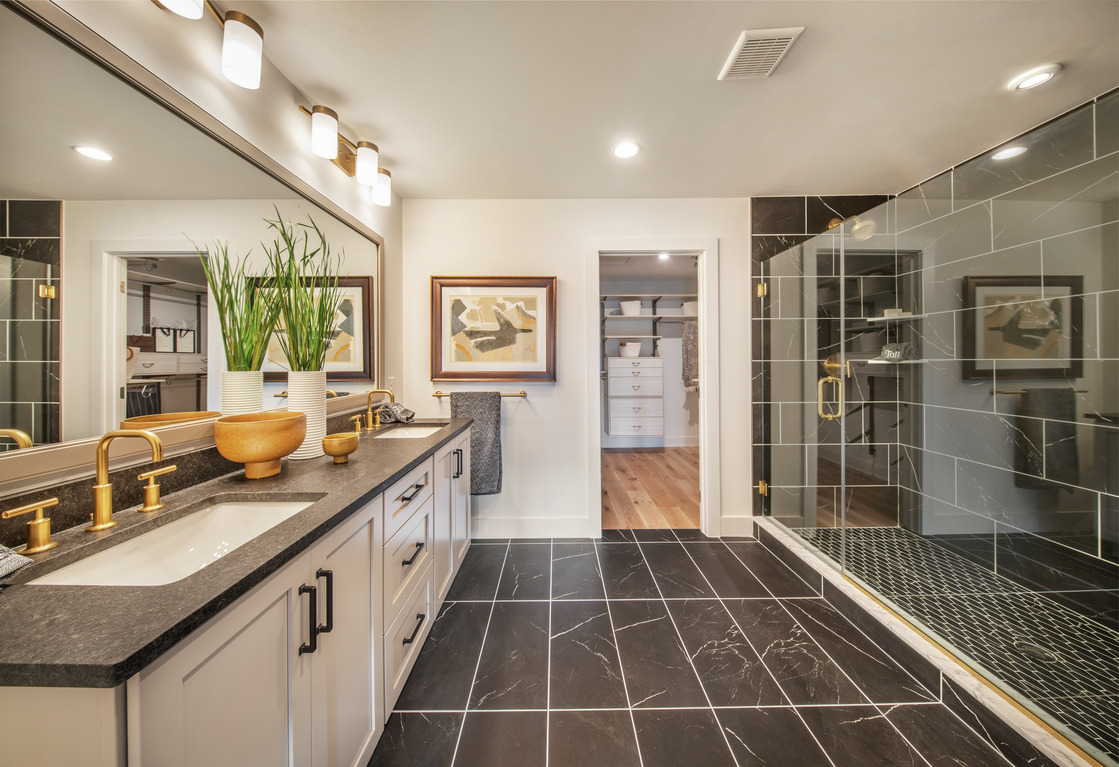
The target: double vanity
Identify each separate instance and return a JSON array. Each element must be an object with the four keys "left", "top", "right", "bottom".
[{"left": 0, "top": 417, "right": 472, "bottom": 767}]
